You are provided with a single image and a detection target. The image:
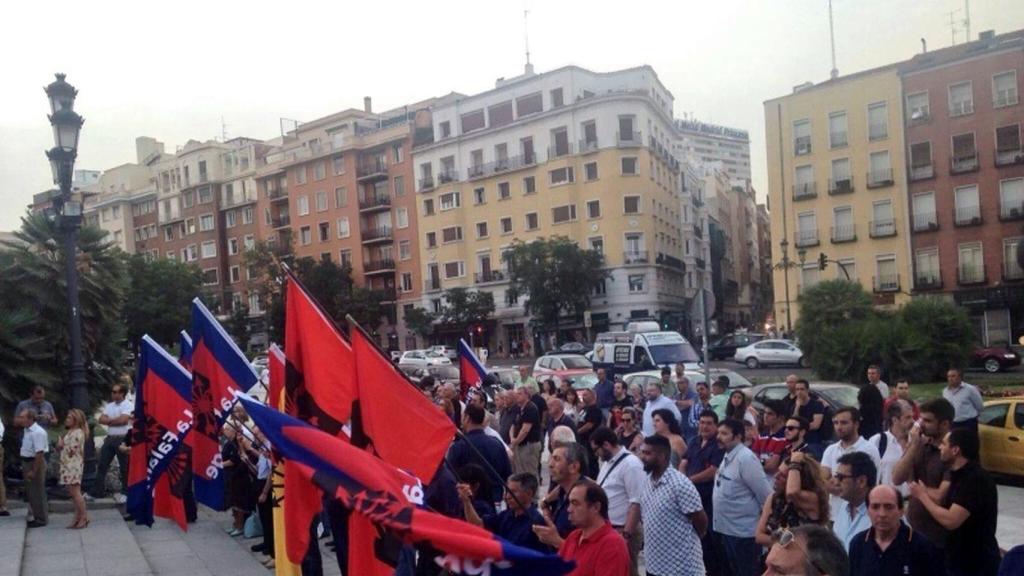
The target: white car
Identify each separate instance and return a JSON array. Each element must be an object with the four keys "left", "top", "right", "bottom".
[
  {"left": 430, "top": 345, "right": 458, "bottom": 360},
  {"left": 532, "top": 354, "right": 594, "bottom": 379},
  {"left": 733, "top": 339, "right": 809, "bottom": 369},
  {"left": 398, "top": 350, "right": 452, "bottom": 369}
]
